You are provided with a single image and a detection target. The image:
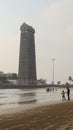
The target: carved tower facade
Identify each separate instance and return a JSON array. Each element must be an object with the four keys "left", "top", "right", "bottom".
[{"left": 18, "top": 23, "right": 37, "bottom": 85}]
